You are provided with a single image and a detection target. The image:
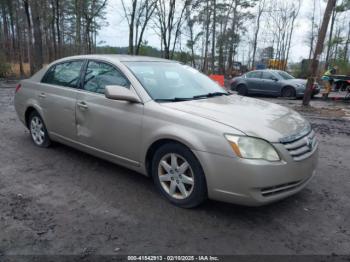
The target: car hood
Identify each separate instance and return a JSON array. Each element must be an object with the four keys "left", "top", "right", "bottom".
[{"left": 161, "top": 95, "right": 309, "bottom": 142}]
